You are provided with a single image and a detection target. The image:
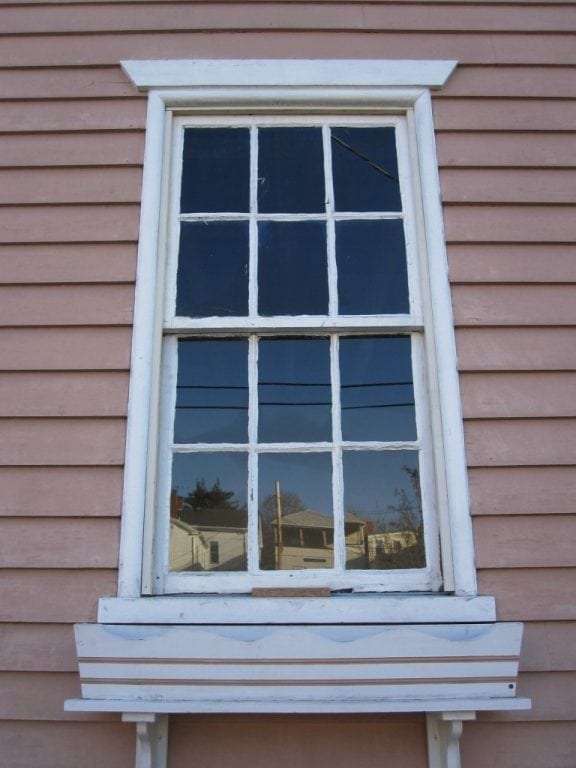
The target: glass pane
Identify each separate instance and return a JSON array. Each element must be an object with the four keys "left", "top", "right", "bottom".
[
  {"left": 332, "top": 127, "right": 401, "bottom": 212},
  {"left": 258, "top": 338, "right": 331, "bottom": 443},
  {"left": 343, "top": 451, "right": 424, "bottom": 570},
  {"left": 258, "top": 127, "right": 325, "bottom": 213},
  {"left": 180, "top": 127, "right": 250, "bottom": 213},
  {"left": 177, "top": 221, "right": 249, "bottom": 317},
  {"left": 258, "top": 221, "right": 328, "bottom": 315},
  {"left": 340, "top": 337, "right": 416, "bottom": 442},
  {"left": 174, "top": 339, "right": 248, "bottom": 444},
  {"left": 259, "top": 453, "right": 333, "bottom": 570},
  {"left": 170, "top": 453, "right": 248, "bottom": 572},
  {"left": 336, "top": 220, "right": 409, "bottom": 314}
]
